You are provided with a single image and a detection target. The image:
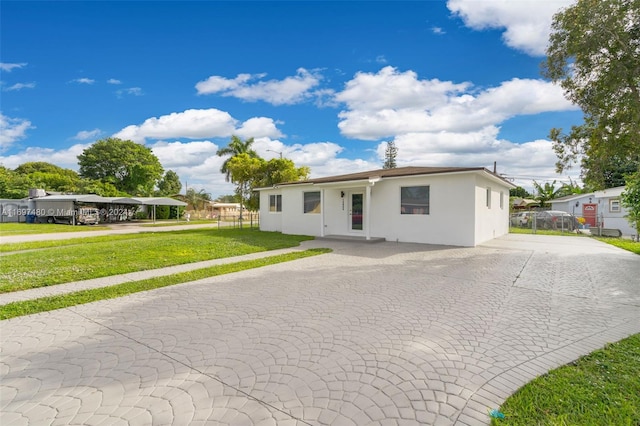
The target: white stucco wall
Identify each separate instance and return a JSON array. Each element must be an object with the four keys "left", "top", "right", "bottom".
[
  {"left": 367, "top": 174, "right": 477, "bottom": 246},
  {"left": 259, "top": 189, "right": 283, "bottom": 232},
  {"left": 259, "top": 171, "right": 513, "bottom": 246},
  {"left": 473, "top": 175, "right": 511, "bottom": 245}
]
